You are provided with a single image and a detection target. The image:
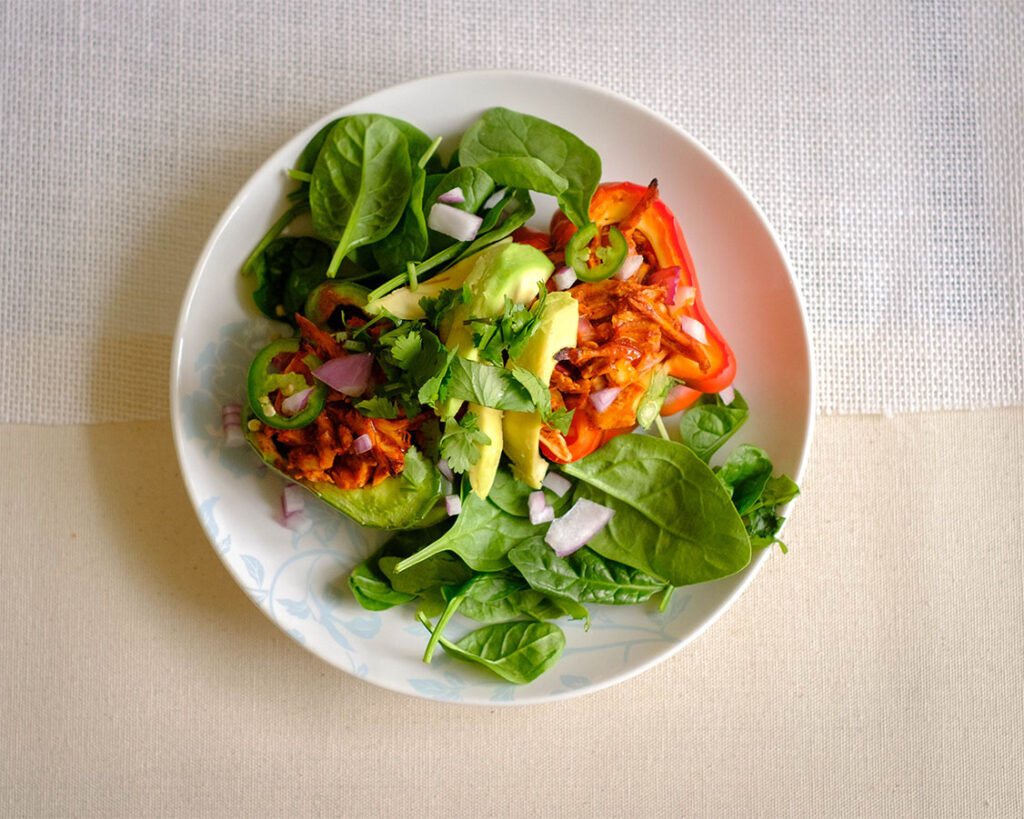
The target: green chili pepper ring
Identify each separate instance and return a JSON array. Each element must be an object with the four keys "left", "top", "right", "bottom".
[
  {"left": 246, "top": 337, "right": 327, "bottom": 429},
  {"left": 566, "top": 222, "right": 628, "bottom": 282}
]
